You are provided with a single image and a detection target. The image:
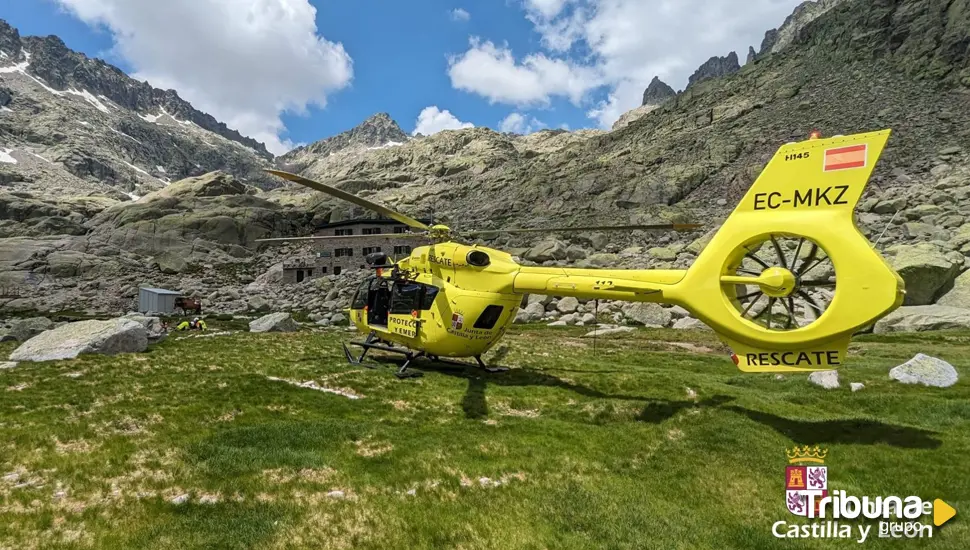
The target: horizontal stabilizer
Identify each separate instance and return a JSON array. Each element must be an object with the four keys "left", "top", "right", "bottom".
[{"left": 720, "top": 335, "right": 850, "bottom": 373}]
